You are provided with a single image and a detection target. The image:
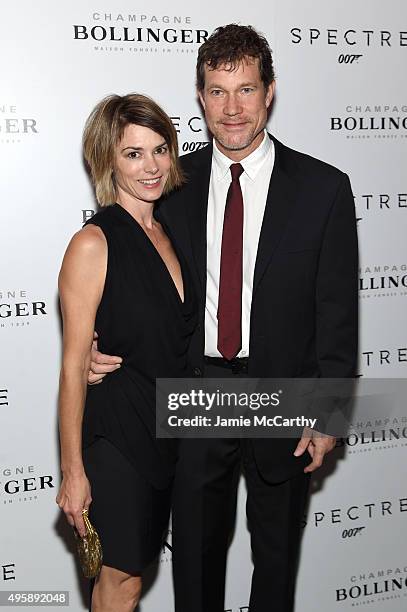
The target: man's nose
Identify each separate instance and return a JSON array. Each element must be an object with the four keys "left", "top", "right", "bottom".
[{"left": 223, "top": 94, "right": 243, "bottom": 116}]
